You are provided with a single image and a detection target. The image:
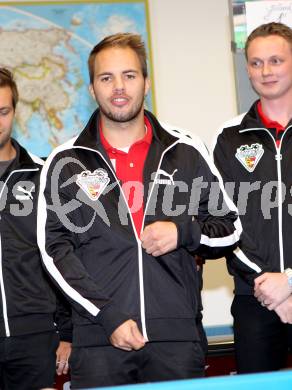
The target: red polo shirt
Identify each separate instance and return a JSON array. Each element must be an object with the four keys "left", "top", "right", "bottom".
[
  {"left": 100, "top": 117, "right": 152, "bottom": 236},
  {"left": 257, "top": 101, "right": 285, "bottom": 147}
]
